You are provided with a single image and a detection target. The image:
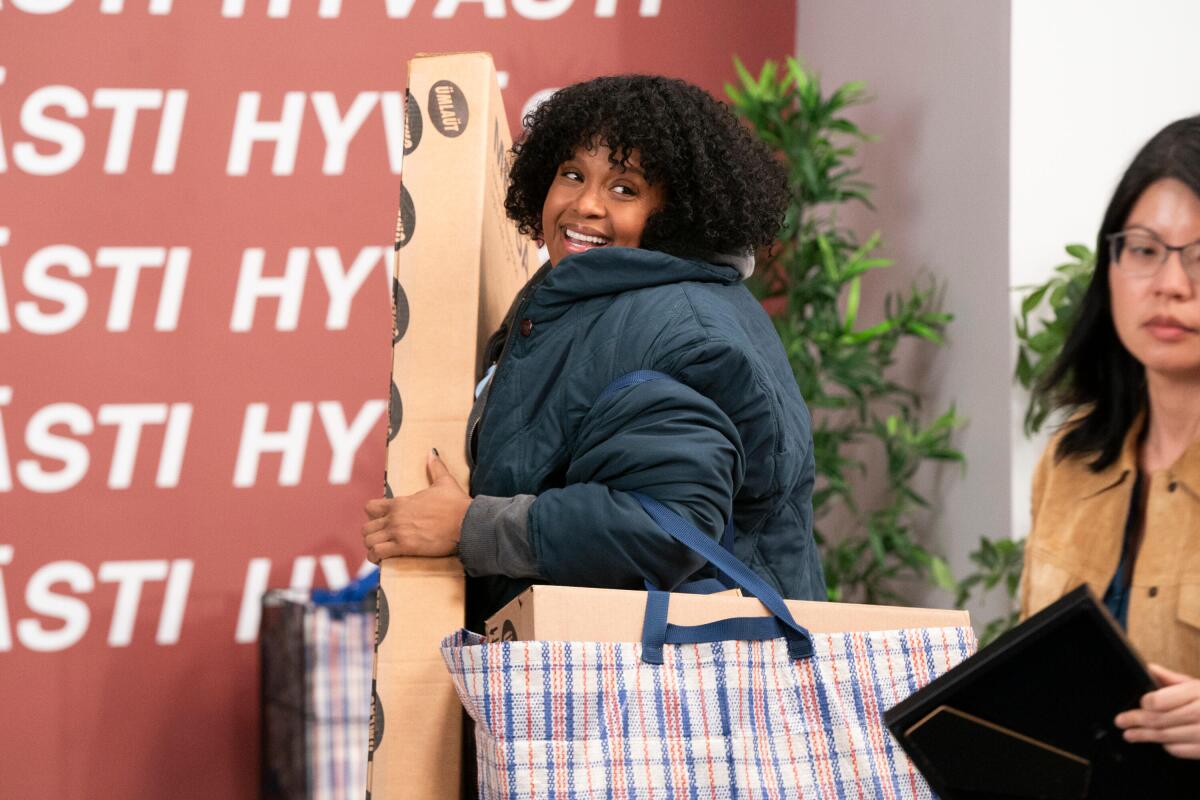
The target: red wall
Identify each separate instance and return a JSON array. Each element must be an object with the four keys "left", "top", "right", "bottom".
[{"left": 0, "top": 2, "right": 796, "bottom": 797}]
